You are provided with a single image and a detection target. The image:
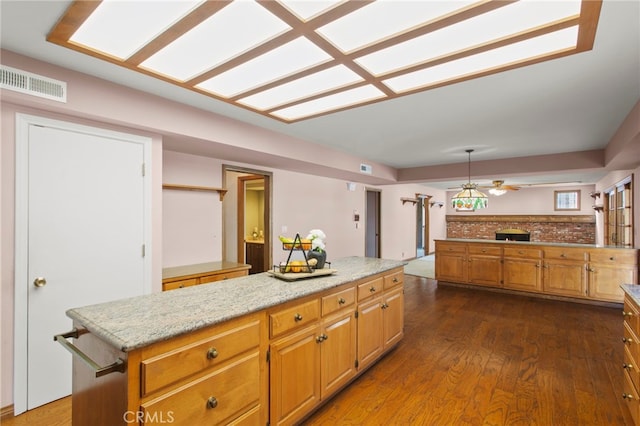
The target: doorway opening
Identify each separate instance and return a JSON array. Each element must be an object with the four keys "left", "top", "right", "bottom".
[
  {"left": 365, "top": 189, "right": 381, "bottom": 258},
  {"left": 222, "top": 166, "right": 272, "bottom": 273},
  {"left": 415, "top": 194, "right": 432, "bottom": 258}
]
